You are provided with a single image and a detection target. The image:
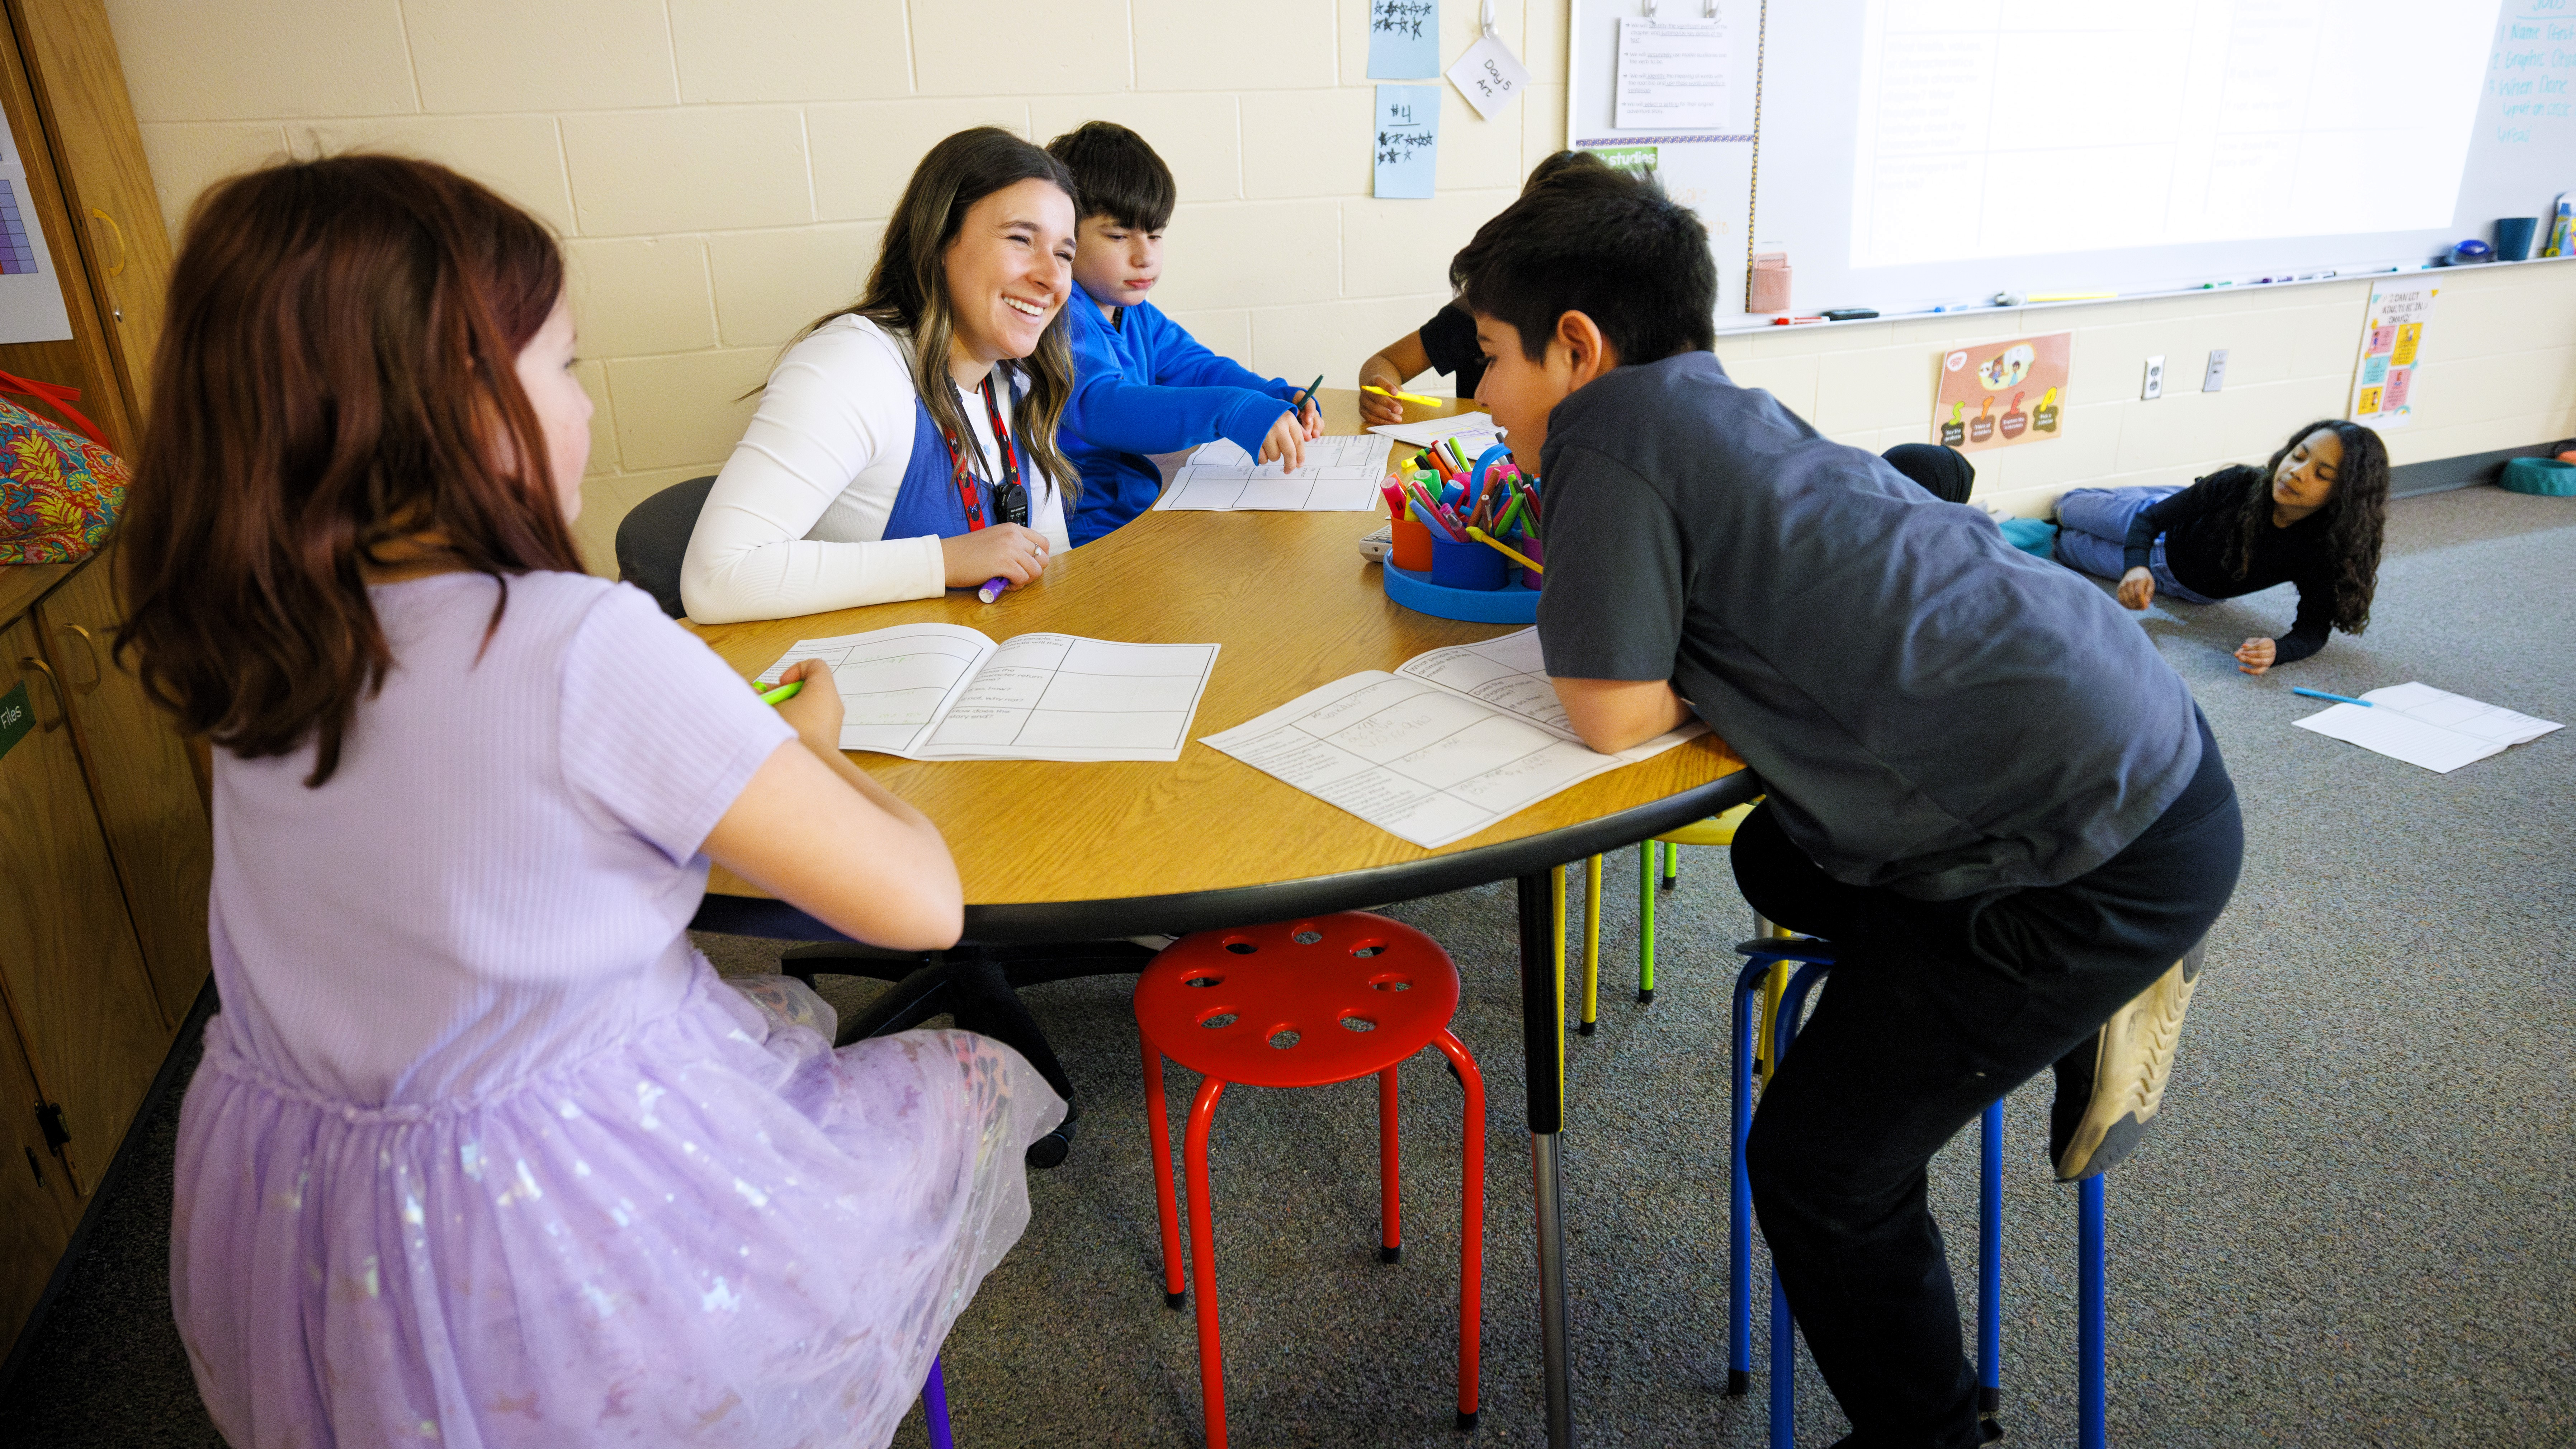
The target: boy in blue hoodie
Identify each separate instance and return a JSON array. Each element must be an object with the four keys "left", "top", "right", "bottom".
[{"left": 1045, "top": 122, "right": 1320, "bottom": 545}]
